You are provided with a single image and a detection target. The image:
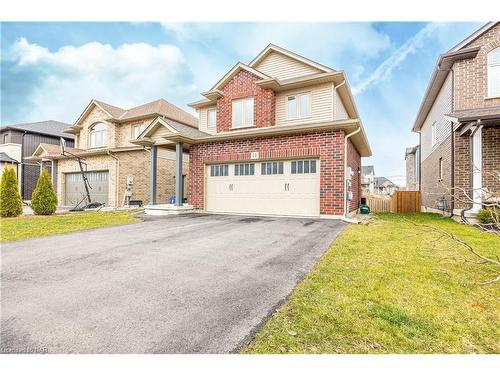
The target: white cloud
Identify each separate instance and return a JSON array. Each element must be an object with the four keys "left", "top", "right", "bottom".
[
  {"left": 352, "top": 23, "right": 442, "bottom": 95},
  {"left": 8, "top": 37, "right": 196, "bottom": 123},
  {"left": 161, "top": 22, "right": 391, "bottom": 63}
]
